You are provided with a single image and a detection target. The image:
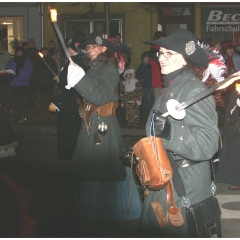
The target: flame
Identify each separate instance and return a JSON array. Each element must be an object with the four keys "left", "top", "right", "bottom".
[
  {"left": 235, "top": 83, "right": 240, "bottom": 94},
  {"left": 38, "top": 52, "right": 43, "bottom": 58},
  {"left": 50, "top": 8, "right": 57, "bottom": 22}
]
